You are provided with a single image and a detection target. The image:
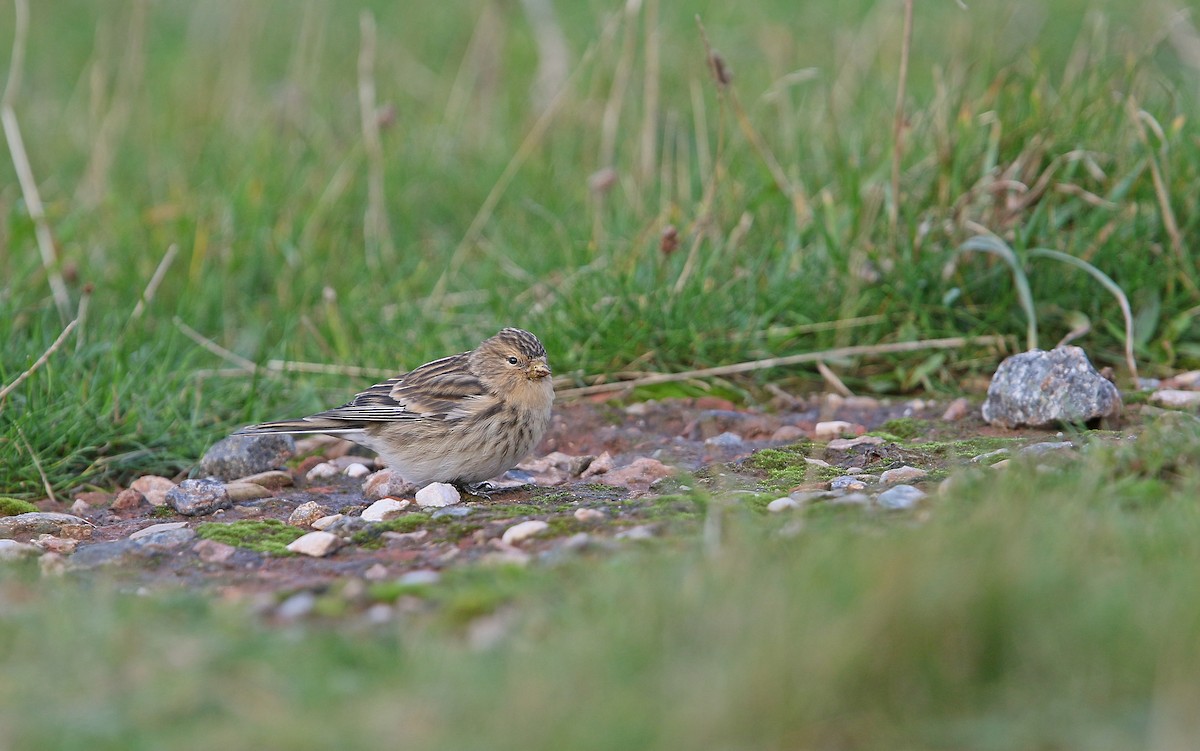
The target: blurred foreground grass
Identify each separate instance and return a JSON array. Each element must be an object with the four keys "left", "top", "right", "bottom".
[
  {"left": 4, "top": 416, "right": 1200, "bottom": 749},
  {"left": 1, "top": 0, "right": 1199, "bottom": 493}
]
